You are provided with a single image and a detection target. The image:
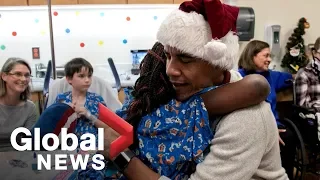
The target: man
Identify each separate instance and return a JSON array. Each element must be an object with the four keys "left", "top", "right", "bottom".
[{"left": 103, "top": 0, "right": 288, "bottom": 179}]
